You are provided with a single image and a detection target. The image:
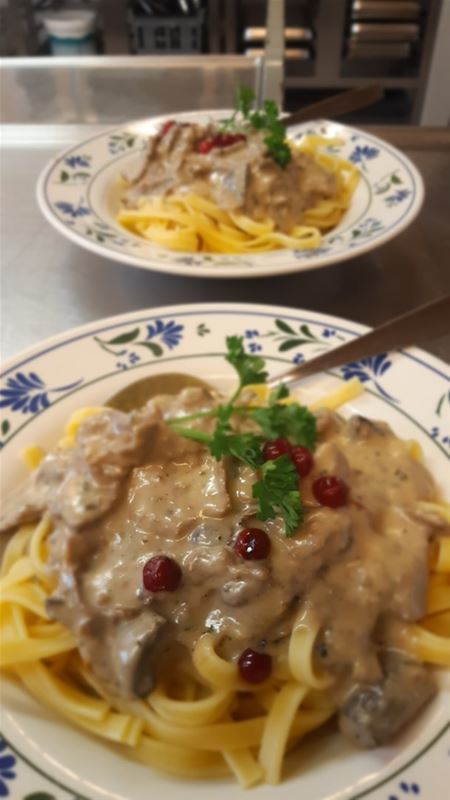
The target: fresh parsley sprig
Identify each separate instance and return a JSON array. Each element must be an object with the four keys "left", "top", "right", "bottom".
[
  {"left": 236, "top": 85, "right": 255, "bottom": 118},
  {"left": 221, "top": 86, "right": 291, "bottom": 168},
  {"left": 225, "top": 335, "right": 268, "bottom": 401},
  {"left": 251, "top": 402, "right": 316, "bottom": 450},
  {"left": 247, "top": 97, "right": 291, "bottom": 168},
  {"left": 168, "top": 336, "right": 316, "bottom": 536},
  {"left": 252, "top": 455, "right": 303, "bottom": 536}
]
